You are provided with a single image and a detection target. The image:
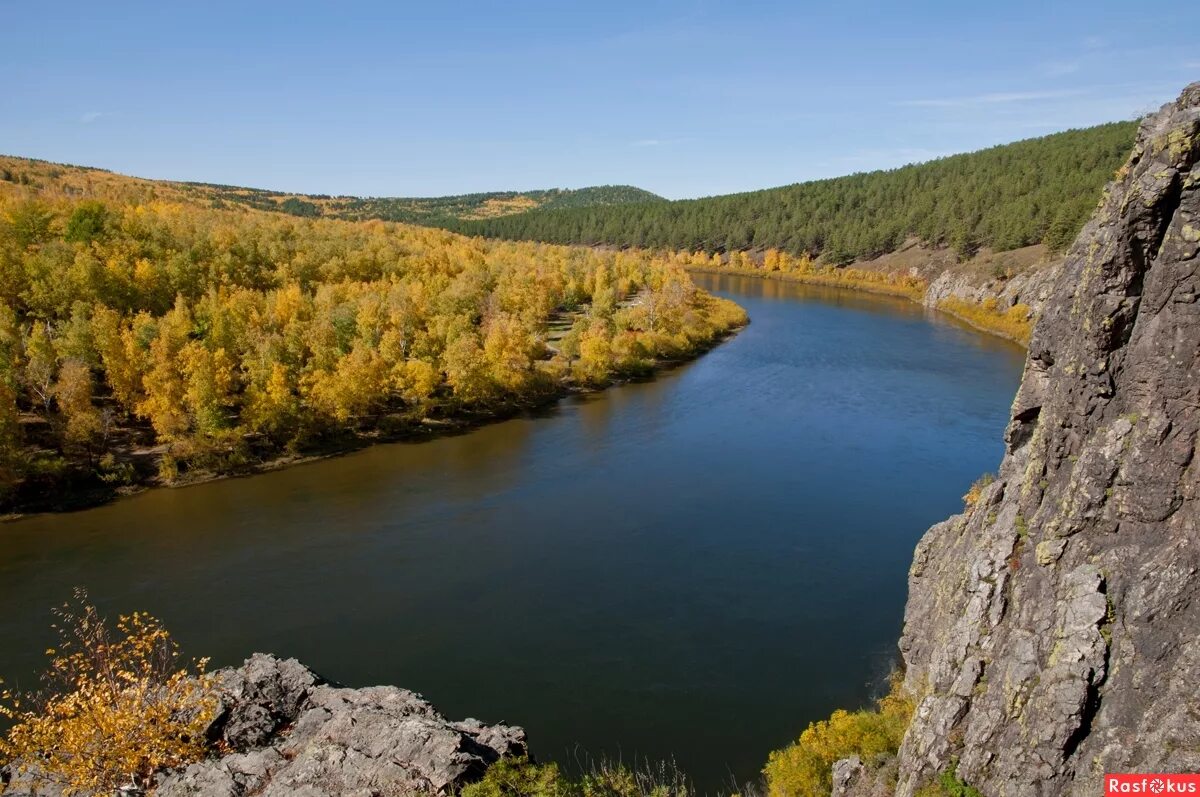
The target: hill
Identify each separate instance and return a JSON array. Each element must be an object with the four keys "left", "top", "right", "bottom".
[
  {"left": 180, "top": 183, "right": 664, "bottom": 224},
  {"left": 438, "top": 121, "right": 1138, "bottom": 263},
  {"left": 0, "top": 157, "right": 662, "bottom": 224}
]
